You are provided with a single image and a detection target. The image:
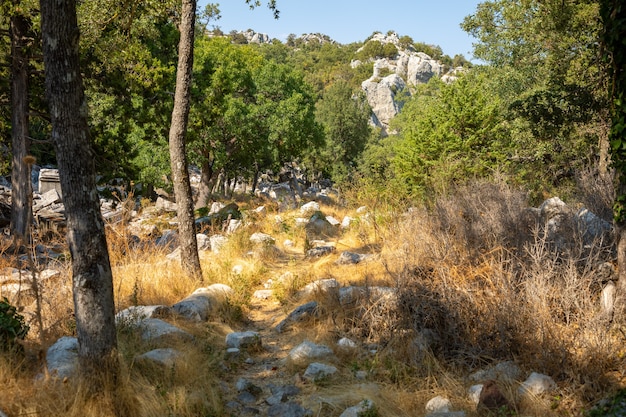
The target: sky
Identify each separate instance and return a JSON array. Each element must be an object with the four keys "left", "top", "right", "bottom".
[{"left": 198, "top": 1, "right": 483, "bottom": 60}]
